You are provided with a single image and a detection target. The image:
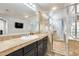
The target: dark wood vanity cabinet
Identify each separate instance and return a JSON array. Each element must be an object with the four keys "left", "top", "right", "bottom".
[
  {"left": 37, "top": 39, "right": 44, "bottom": 56},
  {"left": 23, "top": 42, "right": 37, "bottom": 54},
  {"left": 7, "top": 36, "right": 48, "bottom": 56},
  {"left": 7, "top": 49, "right": 23, "bottom": 56},
  {"left": 24, "top": 48, "right": 37, "bottom": 56},
  {"left": 43, "top": 37, "right": 48, "bottom": 55},
  {"left": 23, "top": 42, "right": 37, "bottom": 56}
]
